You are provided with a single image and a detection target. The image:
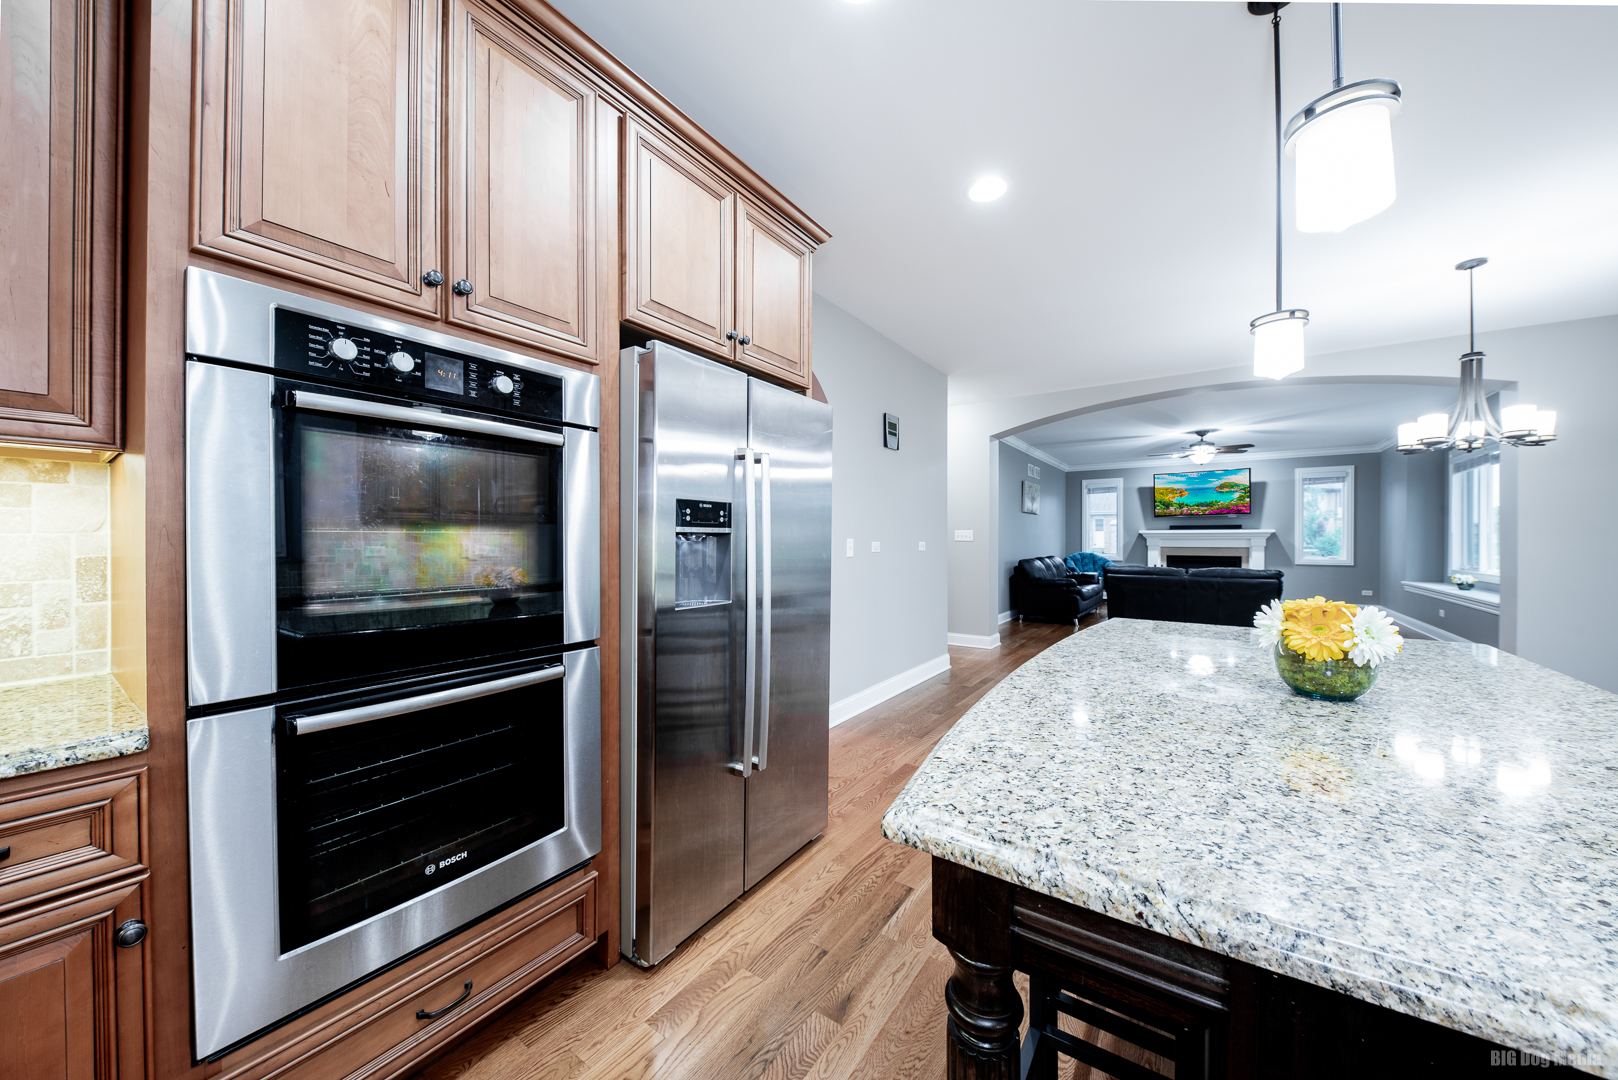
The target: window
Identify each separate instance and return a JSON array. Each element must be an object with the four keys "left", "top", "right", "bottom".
[
  {"left": 1449, "top": 449, "right": 1500, "bottom": 582},
  {"left": 1295, "top": 465, "right": 1355, "bottom": 565},
  {"left": 1081, "top": 478, "right": 1123, "bottom": 559}
]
